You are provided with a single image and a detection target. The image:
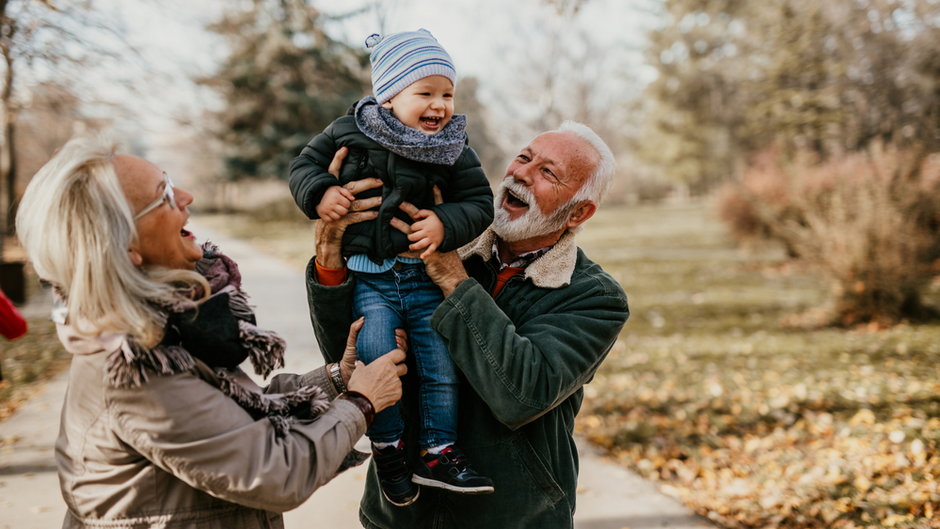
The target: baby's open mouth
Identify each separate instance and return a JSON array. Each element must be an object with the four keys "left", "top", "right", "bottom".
[{"left": 420, "top": 117, "right": 442, "bottom": 127}]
